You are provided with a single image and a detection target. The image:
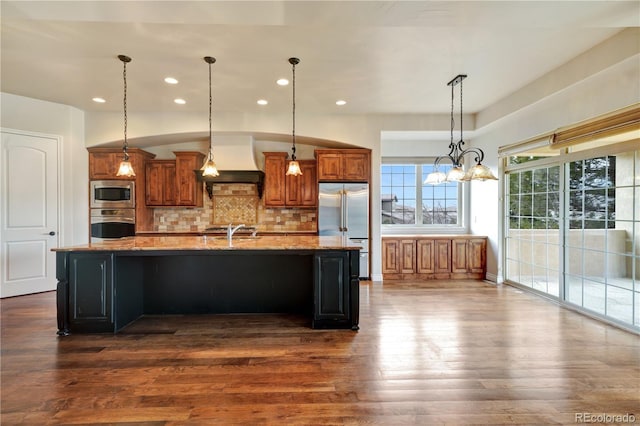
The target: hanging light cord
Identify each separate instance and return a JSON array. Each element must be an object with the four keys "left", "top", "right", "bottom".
[
  {"left": 459, "top": 76, "right": 463, "bottom": 146},
  {"left": 450, "top": 78, "right": 454, "bottom": 149},
  {"left": 291, "top": 59, "right": 297, "bottom": 161},
  {"left": 117, "top": 54, "right": 131, "bottom": 161},
  {"left": 208, "top": 59, "right": 213, "bottom": 158},
  {"left": 123, "top": 58, "right": 128, "bottom": 158}
]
